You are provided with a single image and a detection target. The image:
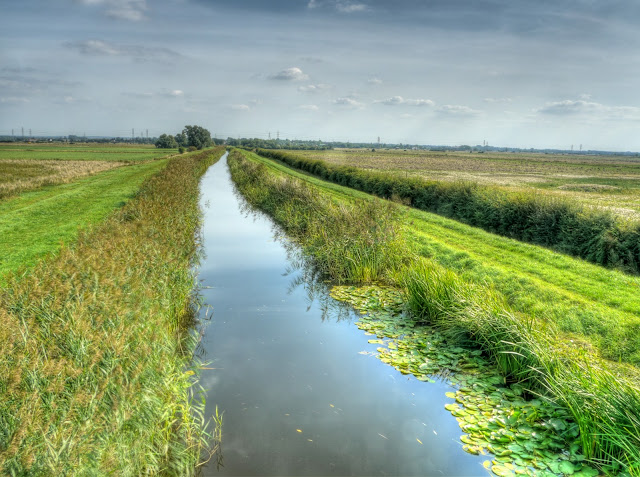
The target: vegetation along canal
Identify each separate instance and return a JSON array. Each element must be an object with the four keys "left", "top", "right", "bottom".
[{"left": 195, "top": 154, "right": 486, "bottom": 476}]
